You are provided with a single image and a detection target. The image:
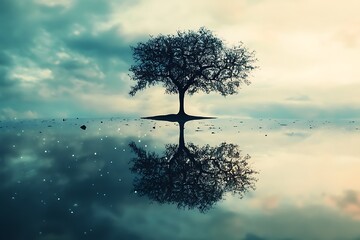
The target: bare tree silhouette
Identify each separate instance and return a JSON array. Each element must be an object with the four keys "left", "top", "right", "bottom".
[
  {"left": 129, "top": 121, "right": 257, "bottom": 212},
  {"left": 129, "top": 27, "right": 257, "bottom": 117}
]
